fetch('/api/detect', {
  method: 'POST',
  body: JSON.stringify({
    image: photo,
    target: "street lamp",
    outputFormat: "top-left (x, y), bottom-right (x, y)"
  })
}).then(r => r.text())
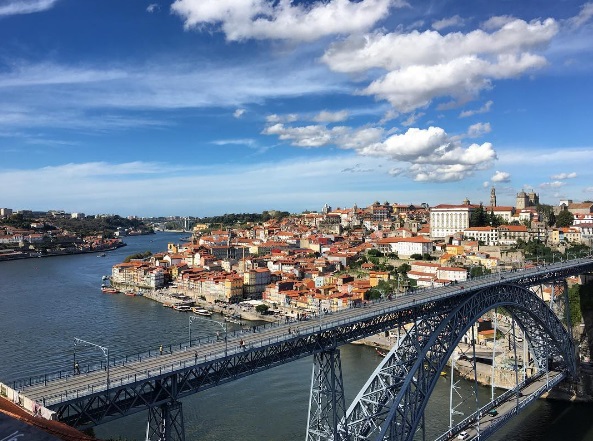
top-left (74, 338), bottom-right (109, 390)
top-left (189, 315), bottom-right (227, 357)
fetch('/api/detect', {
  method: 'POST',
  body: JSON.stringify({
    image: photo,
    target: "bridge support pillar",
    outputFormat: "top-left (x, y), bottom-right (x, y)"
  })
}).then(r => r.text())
top-left (306, 349), bottom-right (347, 441)
top-left (146, 400), bottom-right (185, 441)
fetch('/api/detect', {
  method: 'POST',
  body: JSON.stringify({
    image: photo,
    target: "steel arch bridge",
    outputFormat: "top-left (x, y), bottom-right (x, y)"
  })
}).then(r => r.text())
top-left (6, 259), bottom-right (592, 441)
top-left (333, 282), bottom-right (576, 441)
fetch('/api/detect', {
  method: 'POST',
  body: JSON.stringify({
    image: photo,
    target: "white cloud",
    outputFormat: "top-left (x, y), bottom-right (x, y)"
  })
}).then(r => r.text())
top-left (467, 122), bottom-right (491, 138)
top-left (211, 138), bottom-right (256, 147)
top-left (539, 180), bottom-right (565, 188)
top-left (550, 172), bottom-right (577, 179)
top-left (0, 156), bottom-right (398, 216)
top-left (565, 2), bottom-right (593, 29)
top-left (432, 15), bottom-right (465, 31)
top-left (146, 3), bottom-right (159, 13)
top-left (491, 170), bottom-right (511, 182)
top-left (264, 123), bottom-right (497, 183)
top-left (0, 0), bottom-right (58, 16)
top-left (481, 16), bottom-right (516, 32)
top-left (171, 0), bottom-right (396, 42)
top-left (322, 18), bottom-right (557, 112)
top-left (313, 110), bottom-right (349, 123)
top-left (459, 100), bottom-right (493, 118)
top-left (401, 112), bottom-right (424, 126)
top-left (233, 108), bottom-right (246, 118)
top-left (266, 113), bottom-right (299, 124)
top-left (483, 181), bottom-right (490, 188)
top-left (0, 57), bottom-right (348, 130)
top-left (262, 123), bottom-right (344, 147)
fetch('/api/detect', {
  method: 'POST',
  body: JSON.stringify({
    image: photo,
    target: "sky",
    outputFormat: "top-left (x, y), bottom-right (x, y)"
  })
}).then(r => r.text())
top-left (1, 0), bottom-right (593, 217)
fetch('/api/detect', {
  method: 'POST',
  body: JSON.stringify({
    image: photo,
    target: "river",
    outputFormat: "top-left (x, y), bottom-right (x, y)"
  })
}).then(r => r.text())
top-left (0, 232), bottom-right (591, 440)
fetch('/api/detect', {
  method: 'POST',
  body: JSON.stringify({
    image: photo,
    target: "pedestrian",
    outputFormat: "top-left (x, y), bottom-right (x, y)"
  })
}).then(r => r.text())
top-left (239, 339), bottom-right (244, 349)
top-left (288, 327), bottom-right (291, 334)
top-left (194, 351), bottom-right (198, 364)
top-left (74, 362), bottom-right (80, 375)
top-left (159, 344), bottom-right (163, 355)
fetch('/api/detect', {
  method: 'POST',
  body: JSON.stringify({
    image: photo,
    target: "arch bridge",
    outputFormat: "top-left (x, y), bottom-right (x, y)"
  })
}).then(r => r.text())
top-left (7, 258), bottom-right (593, 441)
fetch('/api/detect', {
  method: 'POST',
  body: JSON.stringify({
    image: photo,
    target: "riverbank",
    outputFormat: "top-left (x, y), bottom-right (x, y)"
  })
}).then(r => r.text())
top-left (0, 242), bottom-right (126, 262)
top-left (129, 287), bottom-right (279, 323)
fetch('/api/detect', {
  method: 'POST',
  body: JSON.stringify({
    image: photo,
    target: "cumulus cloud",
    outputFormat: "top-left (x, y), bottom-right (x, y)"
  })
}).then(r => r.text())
top-left (262, 123), bottom-right (344, 147)
top-left (483, 181), bottom-right (490, 188)
top-left (459, 100), bottom-right (493, 118)
top-left (491, 170), bottom-right (511, 182)
top-left (264, 122), bottom-right (497, 182)
top-left (322, 17), bottom-right (557, 112)
top-left (313, 110), bottom-right (349, 123)
top-left (432, 15), bottom-right (465, 31)
top-left (266, 113), bottom-right (299, 124)
top-left (0, 0), bottom-right (58, 16)
top-left (466, 122), bottom-right (491, 138)
top-left (550, 172), bottom-right (577, 179)
top-left (233, 108), bottom-right (246, 118)
top-left (171, 0), bottom-right (396, 42)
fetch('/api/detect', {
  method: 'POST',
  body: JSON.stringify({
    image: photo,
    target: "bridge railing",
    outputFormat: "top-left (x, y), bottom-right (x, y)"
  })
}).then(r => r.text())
top-left (17, 258), bottom-right (593, 405)
top-left (11, 317), bottom-right (291, 391)
top-left (434, 371), bottom-right (565, 441)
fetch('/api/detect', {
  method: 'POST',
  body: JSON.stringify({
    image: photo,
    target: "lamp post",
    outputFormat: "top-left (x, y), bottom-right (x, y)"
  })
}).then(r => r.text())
top-left (189, 315), bottom-right (227, 356)
top-left (74, 338), bottom-right (109, 389)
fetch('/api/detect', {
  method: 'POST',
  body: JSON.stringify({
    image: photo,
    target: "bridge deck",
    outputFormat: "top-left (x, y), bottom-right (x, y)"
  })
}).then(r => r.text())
top-left (15, 258), bottom-right (593, 410)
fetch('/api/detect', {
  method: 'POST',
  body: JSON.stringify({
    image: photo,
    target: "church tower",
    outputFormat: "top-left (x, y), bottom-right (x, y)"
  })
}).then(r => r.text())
top-left (490, 187), bottom-right (497, 207)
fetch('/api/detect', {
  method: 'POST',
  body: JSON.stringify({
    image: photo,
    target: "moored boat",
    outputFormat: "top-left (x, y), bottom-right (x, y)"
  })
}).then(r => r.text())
top-left (101, 287), bottom-right (119, 294)
top-left (173, 304), bottom-right (192, 312)
top-left (191, 307), bottom-right (212, 316)
top-left (375, 347), bottom-right (387, 357)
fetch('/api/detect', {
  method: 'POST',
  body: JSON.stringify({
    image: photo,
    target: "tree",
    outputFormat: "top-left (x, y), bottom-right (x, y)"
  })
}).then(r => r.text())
top-left (470, 204), bottom-right (487, 227)
top-left (397, 263), bottom-right (411, 275)
top-left (537, 204), bottom-right (556, 227)
top-left (556, 210), bottom-right (574, 228)
top-left (124, 251), bottom-right (152, 263)
top-left (255, 304), bottom-right (269, 315)
top-left (568, 284), bottom-right (582, 325)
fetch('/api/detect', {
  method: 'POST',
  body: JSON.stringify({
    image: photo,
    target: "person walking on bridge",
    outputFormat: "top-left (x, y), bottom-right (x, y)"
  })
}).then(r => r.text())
top-left (159, 344), bottom-right (163, 355)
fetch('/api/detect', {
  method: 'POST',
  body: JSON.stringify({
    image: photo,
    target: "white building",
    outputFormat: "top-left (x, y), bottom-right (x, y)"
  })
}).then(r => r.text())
top-left (463, 226), bottom-right (499, 246)
top-left (430, 204), bottom-right (475, 240)
top-left (376, 237), bottom-right (434, 258)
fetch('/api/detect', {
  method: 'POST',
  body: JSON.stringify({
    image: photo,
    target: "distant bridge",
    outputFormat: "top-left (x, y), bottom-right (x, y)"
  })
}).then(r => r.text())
top-left (5, 257), bottom-right (593, 441)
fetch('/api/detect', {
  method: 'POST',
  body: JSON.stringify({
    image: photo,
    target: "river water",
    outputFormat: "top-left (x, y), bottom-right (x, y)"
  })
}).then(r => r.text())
top-left (0, 232), bottom-right (592, 440)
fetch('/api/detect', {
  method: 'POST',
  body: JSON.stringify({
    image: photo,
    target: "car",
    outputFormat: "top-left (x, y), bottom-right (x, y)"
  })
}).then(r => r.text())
top-left (487, 409), bottom-right (498, 417)
top-left (458, 431), bottom-right (470, 440)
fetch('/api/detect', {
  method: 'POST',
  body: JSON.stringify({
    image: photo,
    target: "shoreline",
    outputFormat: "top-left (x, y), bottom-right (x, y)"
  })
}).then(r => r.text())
top-left (0, 243), bottom-right (127, 262)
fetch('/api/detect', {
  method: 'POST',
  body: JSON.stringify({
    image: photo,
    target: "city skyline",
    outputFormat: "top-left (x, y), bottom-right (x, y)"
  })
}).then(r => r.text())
top-left (1, 0), bottom-right (592, 216)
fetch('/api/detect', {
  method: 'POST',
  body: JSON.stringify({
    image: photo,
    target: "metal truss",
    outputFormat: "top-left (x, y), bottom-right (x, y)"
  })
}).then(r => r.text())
top-left (52, 308), bottom-right (422, 428)
top-left (342, 283), bottom-right (576, 441)
top-left (37, 260), bottom-right (591, 432)
top-left (307, 349), bottom-right (347, 441)
top-left (146, 400), bottom-right (185, 441)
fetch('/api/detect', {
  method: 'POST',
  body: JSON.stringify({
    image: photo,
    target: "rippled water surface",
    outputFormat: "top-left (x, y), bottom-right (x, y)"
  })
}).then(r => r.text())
top-left (1, 232), bottom-right (592, 440)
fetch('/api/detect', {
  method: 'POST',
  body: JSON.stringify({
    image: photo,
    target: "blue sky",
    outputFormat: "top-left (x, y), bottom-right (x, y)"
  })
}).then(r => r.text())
top-left (1, 0), bottom-right (592, 217)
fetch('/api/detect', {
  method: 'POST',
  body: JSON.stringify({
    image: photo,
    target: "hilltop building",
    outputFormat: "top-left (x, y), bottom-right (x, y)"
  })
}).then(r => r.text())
top-left (516, 190), bottom-right (539, 210)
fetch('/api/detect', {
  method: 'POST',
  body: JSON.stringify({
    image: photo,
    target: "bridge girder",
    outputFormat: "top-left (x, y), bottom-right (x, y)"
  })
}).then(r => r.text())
top-left (343, 283), bottom-right (576, 441)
